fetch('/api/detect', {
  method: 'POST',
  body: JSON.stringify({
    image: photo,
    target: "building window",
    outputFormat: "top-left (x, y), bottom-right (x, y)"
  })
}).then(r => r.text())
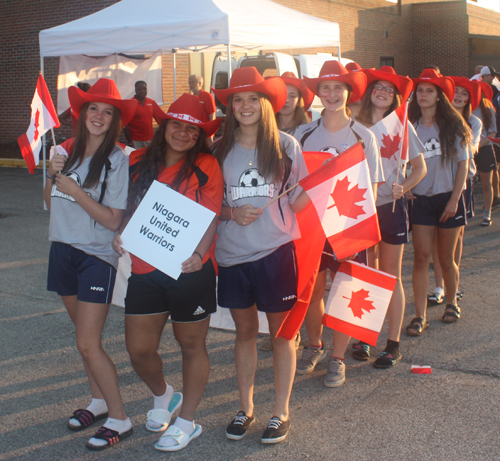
top-left (380, 57), bottom-right (394, 67)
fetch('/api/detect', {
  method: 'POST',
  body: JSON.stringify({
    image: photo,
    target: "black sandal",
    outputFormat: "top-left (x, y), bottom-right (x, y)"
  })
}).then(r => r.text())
top-left (441, 304), bottom-right (460, 323)
top-left (406, 317), bottom-right (429, 336)
top-left (352, 341), bottom-right (370, 361)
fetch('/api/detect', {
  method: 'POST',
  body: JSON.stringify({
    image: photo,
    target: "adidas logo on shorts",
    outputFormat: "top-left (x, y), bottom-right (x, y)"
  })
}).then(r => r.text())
top-left (397, 232), bottom-right (405, 236)
top-left (90, 286), bottom-right (105, 292)
top-left (193, 306), bottom-right (206, 316)
top-left (282, 295), bottom-right (297, 301)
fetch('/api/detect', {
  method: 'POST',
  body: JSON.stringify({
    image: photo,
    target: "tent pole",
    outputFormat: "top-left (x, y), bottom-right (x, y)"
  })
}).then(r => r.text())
top-left (227, 43), bottom-right (232, 81)
top-left (172, 50), bottom-right (177, 100)
top-left (337, 45), bottom-right (342, 61)
top-left (41, 56), bottom-right (47, 210)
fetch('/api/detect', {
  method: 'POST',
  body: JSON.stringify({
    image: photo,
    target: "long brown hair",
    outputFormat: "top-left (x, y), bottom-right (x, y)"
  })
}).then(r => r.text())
top-left (62, 102), bottom-right (121, 189)
top-left (276, 91), bottom-right (311, 132)
top-left (127, 119), bottom-right (208, 215)
top-left (409, 84), bottom-right (472, 161)
top-left (213, 93), bottom-right (291, 182)
top-left (479, 96), bottom-right (495, 132)
top-left (356, 81), bottom-right (402, 126)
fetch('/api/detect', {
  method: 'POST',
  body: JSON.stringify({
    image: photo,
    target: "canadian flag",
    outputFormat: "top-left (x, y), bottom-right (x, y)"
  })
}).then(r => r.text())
top-left (369, 101), bottom-right (409, 173)
top-left (299, 143), bottom-right (381, 260)
top-left (322, 261), bottom-right (397, 346)
top-left (18, 74), bottom-right (60, 174)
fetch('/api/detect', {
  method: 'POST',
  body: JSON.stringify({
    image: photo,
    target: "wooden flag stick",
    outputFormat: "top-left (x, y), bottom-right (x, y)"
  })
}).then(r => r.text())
top-left (261, 182), bottom-right (300, 210)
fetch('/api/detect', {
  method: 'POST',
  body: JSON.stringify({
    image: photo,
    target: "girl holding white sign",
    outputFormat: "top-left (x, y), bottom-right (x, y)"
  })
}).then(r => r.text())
top-left (43, 78), bottom-right (137, 450)
top-left (112, 93), bottom-right (223, 452)
top-left (212, 67), bottom-right (310, 444)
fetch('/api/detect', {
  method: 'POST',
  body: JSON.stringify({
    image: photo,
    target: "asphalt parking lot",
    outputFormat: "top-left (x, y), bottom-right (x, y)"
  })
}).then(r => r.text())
top-left (1, 167), bottom-right (500, 460)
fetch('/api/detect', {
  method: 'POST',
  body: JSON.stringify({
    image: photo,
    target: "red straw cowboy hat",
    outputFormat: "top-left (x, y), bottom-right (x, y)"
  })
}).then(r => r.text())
top-left (275, 72), bottom-right (315, 111)
top-left (449, 77), bottom-right (481, 111)
top-left (477, 80), bottom-right (494, 101)
top-left (345, 62), bottom-right (362, 72)
top-left (303, 60), bottom-right (367, 103)
top-left (157, 93), bottom-right (222, 138)
top-left (363, 66), bottom-right (413, 102)
top-left (212, 67), bottom-right (287, 113)
top-left (412, 69), bottom-right (455, 102)
top-left (68, 78), bottom-right (138, 126)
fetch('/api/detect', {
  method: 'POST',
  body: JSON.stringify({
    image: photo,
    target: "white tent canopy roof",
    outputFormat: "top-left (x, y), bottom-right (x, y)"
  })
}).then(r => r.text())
top-left (39, 0), bottom-right (340, 57)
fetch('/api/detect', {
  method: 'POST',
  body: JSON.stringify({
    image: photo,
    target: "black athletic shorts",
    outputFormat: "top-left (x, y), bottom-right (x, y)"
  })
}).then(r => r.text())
top-left (475, 145), bottom-right (497, 173)
top-left (410, 192), bottom-right (467, 228)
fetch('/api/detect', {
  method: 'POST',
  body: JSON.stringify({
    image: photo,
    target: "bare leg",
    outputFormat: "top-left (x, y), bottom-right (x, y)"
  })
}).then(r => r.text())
top-left (172, 318), bottom-right (210, 422)
top-left (480, 170), bottom-right (494, 216)
top-left (436, 226), bottom-right (462, 308)
top-left (378, 242), bottom-right (405, 342)
top-left (75, 301), bottom-right (126, 420)
top-left (267, 311), bottom-right (295, 421)
top-left (125, 313), bottom-right (169, 397)
top-left (411, 224), bottom-right (436, 321)
top-left (331, 330), bottom-right (351, 359)
top-left (230, 306), bottom-right (259, 417)
top-left (431, 231), bottom-right (444, 291)
top-left (303, 270), bottom-right (326, 346)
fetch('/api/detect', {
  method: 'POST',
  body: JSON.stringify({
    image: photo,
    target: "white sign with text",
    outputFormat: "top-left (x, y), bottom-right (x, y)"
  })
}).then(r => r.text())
top-left (121, 180), bottom-right (215, 280)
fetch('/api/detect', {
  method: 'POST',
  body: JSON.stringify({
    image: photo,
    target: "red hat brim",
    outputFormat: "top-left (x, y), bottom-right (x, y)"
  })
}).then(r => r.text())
top-left (477, 80), bottom-right (494, 101)
top-left (156, 111), bottom-right (221, 138)
top-left (211, 77), bottom-right (287, 114)
top-left (68, 86), bottom-right (138, 127)
top-left (363, 69), bottom-right (413, 102)
top-left (450, 77), bottom-right (481, 111)
top-left (303, 71), bottom-right (367, 104)
top-left (412, 76), bottom-right (455, 102)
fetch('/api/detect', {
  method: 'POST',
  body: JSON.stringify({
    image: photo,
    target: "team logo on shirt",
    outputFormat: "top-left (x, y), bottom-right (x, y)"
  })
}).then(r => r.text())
top-left (423, 137), bottom-right (442, 159)
top-left (319, 146), bottom-right (342, 157)
top-left (51, 171), bottom-right (81, 202)
top-left (230, 168), bottom-right (277, 201)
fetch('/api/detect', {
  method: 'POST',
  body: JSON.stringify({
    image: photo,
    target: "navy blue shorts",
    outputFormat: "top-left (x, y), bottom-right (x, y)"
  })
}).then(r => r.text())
top-left (319, 240), bottom-right (367, 273)
top-left (464, 178), bottom-right (474, 219)
top-left (125, 260), bottom-right (216, 322)
top-left (410, 192), bottom-right (467, 228)
top-left (47, 242), bottom-right (116, 304)
top-left (218, 242), bottom-right (298, 313)
top-left (377, 197), bottom-right (409, 245)
top-left (475, 145), bottom-right (497, 173)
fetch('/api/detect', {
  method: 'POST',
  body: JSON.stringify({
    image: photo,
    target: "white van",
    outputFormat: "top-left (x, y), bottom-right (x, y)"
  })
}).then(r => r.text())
top-left (211, 52), bottom-right (354, 120)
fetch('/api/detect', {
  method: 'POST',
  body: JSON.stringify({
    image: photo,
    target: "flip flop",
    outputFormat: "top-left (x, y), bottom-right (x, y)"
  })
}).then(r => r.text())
top-left (67, 409), bottom-right (108, 432)
top-left (145, 392), bottom-right (183, 432)
top-left (86, 426), bottom-right (133, 451)
top-left (154, 424), bottom-right (202, 452)
top-left (406, 317), bottom-right (429, 336)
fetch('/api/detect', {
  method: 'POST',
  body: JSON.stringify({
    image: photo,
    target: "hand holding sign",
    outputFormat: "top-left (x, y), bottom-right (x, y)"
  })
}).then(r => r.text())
top-left (120, 180), bottom-right (216, 280)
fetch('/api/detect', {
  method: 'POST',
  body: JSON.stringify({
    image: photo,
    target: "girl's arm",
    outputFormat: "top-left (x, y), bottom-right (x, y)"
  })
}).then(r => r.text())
top-left (53, 172), bottom-right (125, 231)
top-left (289, 190), bottom-right (311, 214)
top-left (478, 131), bottom-right (496, 149)
top-left (392, 154), bottom-right (427, 200)
top-left (43, 153), bottom-right (67, 210)
top-left (181, 216), bottom-right (219, 273)
top-left (220, 204), bottom-right (262, 225)
top-left (439, 159), bottom-right (468, 223)
top-left (111, 214), bottom-right (132, 255)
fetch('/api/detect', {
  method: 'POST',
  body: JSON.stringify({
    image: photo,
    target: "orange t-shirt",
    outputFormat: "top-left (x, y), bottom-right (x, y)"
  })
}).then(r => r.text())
top-left (128, 148), bottom-right (223, 274)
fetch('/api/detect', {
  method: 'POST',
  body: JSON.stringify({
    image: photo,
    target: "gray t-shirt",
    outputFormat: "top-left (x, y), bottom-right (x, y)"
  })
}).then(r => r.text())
top-left (293, 118), bottom-right (384, 184)
top-left (215, 131), bottom-right (307, 267)
top-left (368, 122), bottom-right (425, 206)
top-left (49, 145), bottom-right (129, 268)
top-left (468, 114), bottom-right (482, 179)
top-left (412, 122), bottom-right (469, 197)
top-left (472, 107), bottom-right (497, 143)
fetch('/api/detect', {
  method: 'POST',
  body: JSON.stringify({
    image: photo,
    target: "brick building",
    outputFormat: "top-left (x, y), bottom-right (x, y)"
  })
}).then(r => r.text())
top-left (2, 0), bottom-right (500, 152)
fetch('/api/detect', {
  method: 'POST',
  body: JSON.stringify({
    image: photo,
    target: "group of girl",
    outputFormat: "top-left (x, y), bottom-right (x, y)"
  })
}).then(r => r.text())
top-left (45, 58), bottom-right (482, 451)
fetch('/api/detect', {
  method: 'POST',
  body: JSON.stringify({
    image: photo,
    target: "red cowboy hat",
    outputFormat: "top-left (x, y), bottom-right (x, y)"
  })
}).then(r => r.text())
top-left (211, 67), bottom-right (287, 113)
top-left (303, 60), bottom-right (367, 103)
top-left (449, 77), bottom-right (481, 111)
top-left (477, 80), bottom-right (494, 101)
top-left (157, 93), bottom-right (222, 138)
top-left (412, 69), bottom-right (455, 102)
top-left (68, 78), bottom-right (138, 126)
top-left (345, 62), bottom-right (362, 72)
top-left (363, 66), bottom-right (413, 102)
top-left (275, 72), bottom-right (315, 111)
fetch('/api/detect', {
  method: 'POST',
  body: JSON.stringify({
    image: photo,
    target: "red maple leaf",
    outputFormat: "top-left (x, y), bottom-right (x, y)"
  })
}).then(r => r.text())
top-left (380, 132), bottom-right (401, 161)
top-left (327, 176), bottom-right (367, 219)
top-left (33, 109), bottom-right (40, 142)
top-left (343, 289), bottom-right (376, 319)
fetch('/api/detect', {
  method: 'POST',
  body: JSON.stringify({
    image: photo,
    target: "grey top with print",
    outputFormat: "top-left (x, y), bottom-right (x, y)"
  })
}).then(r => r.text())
top-left (49, 145), bottom-right (129, 269)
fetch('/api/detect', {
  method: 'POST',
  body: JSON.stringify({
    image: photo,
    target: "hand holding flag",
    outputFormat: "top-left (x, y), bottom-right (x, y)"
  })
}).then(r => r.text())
top-left (18, 74), bottom-right (60, 174)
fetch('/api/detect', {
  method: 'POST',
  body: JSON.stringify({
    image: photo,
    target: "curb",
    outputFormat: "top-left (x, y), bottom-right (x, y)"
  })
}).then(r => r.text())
top-left (0, 159), bottom-right (49, 169)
